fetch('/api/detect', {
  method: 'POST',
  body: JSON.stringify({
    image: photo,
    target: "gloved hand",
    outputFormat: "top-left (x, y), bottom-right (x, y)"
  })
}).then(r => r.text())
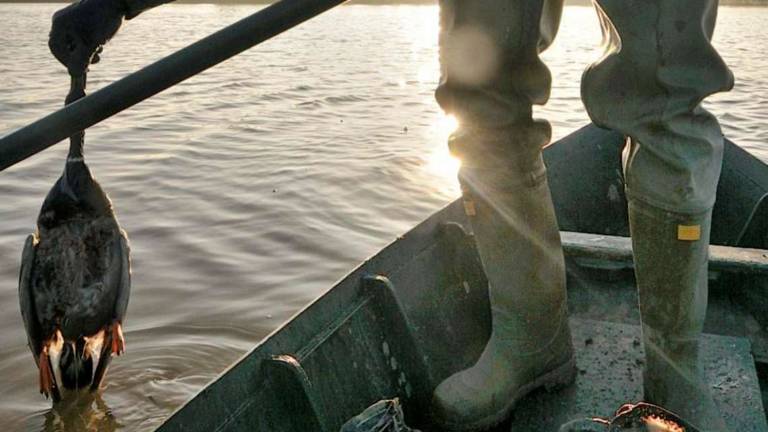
top-left (48, 0), bottom-right (127, 77)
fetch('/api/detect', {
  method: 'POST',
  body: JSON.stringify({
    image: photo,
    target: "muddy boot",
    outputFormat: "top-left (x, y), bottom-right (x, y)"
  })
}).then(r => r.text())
top-left (431, 0), bottom-right (573, 427)
top-left (431, 143), bottom-right (576, 431)
top-left (630, 199), bottom-right (728, 431)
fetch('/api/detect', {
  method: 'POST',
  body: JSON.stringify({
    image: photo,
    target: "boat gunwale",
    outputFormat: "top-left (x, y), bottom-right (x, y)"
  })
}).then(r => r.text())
top-left (156, 198), bottom-right (467, 430)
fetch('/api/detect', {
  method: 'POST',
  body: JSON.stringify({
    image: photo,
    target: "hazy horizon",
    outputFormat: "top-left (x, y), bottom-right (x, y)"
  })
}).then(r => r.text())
top-left (1, 0), bottom-right (767, 4)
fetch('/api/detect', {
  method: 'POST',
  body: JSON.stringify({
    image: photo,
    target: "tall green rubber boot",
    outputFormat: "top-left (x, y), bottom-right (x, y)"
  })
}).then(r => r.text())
top-left (630, 200), bottom-right (729, 431)
top-left (431, 151), bottom-right (576, 432)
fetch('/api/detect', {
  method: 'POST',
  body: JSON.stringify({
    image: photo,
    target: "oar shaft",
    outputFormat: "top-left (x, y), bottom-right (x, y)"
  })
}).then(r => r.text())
top-left (0, 0), bottom-right (347, 172)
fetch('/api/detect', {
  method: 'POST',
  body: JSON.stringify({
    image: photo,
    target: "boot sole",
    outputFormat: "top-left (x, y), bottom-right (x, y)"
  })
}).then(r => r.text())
top-left (439, 355), bottom-right (577, 432)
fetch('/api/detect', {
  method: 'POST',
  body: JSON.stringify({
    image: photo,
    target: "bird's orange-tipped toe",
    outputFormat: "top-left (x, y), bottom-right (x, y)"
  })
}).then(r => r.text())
top-left (110, 321), bottom-right (125, 356)
top-left (38, 351), bottom-right (53, 398)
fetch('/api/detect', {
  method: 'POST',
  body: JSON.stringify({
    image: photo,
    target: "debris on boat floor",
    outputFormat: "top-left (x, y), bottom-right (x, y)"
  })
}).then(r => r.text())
top-left (339, 398), bottom-right (419, 432)
top-left (507, 319), bottom-right (767, 431)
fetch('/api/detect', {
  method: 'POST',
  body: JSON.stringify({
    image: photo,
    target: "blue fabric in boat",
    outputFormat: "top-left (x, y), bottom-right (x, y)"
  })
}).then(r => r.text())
top-left (339, 399), bottom-right (419, 432)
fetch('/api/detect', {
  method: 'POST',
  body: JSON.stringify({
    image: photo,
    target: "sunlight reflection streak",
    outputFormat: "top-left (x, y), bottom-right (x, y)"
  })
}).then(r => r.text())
top-left (424, 114), bottom-right (461, 197)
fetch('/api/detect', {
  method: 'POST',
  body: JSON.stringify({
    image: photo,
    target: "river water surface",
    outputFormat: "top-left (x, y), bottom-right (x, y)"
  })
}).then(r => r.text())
top-left (0, 4), bottom-right (766, 431)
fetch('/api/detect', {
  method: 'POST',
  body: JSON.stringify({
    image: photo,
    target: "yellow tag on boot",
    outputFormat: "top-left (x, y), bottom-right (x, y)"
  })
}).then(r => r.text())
top-left (677, 224), bottom-right (701, 241)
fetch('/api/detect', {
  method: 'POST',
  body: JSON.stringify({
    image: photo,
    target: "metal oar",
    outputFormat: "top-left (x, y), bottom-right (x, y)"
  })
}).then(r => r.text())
top-left (0, 0), bottom-right (347, 172)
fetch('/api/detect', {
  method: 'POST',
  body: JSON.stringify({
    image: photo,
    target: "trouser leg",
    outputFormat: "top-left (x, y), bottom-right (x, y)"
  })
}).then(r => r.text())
top-left (582, 0), bottom-right (733, 214)
top-left (437, 0), bottom-right (563, 175)
top-left (431, 2), bottom-right (575, 431)
top-left (436, 0), bottom-right (562, 130)
top-left (582, 1), bottom-right (733, 429)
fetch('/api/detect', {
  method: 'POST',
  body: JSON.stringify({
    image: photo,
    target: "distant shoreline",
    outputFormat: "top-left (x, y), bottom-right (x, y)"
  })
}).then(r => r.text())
top-left (1, 0), bottom-right (767, 4)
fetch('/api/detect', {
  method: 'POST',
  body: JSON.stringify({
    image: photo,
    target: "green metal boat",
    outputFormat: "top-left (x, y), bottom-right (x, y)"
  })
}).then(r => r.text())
top-left (154, 125), bottom-right (768, 431)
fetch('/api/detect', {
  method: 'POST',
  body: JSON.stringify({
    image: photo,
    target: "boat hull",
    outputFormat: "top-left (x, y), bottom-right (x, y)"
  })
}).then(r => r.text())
top-left (157, 125), bottom-right (768, 431)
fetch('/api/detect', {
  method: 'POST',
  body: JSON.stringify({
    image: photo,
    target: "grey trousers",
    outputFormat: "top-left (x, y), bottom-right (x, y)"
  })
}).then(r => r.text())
top-left (437, 0), bottom-right (734, 214)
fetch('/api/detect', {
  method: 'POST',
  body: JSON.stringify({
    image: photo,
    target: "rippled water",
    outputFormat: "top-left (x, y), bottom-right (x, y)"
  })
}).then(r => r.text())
top-left (0, 4), bottom-right (765, 431)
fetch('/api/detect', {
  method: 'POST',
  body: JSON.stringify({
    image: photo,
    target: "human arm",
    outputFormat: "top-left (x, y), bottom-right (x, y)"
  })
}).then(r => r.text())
top-left (48, 0), bottom-right (176, 78)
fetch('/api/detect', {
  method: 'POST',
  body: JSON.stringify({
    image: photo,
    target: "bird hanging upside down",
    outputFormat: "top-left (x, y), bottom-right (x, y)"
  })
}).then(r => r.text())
top-left (19, 74), bottom-right (130, 401)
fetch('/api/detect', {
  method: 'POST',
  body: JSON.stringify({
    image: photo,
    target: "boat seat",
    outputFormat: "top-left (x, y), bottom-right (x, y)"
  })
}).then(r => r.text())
top-left (561, 231), bottom-right (768, 275)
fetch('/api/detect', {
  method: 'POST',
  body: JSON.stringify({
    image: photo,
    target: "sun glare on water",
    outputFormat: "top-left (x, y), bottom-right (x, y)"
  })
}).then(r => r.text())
top-left (425, 114), bottom-right (461, 195)
top-left (439, 114), bottom-right (459, 136)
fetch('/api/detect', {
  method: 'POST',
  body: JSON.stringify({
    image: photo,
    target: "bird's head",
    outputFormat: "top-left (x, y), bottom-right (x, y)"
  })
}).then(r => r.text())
top-left (47, 329), bottom-right (107, 395)
top-left (59, 339), bottom-right (95, 390)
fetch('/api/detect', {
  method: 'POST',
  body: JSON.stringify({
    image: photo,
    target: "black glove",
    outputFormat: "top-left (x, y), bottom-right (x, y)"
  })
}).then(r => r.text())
top-left (48, 0), bottom-right (127, 77)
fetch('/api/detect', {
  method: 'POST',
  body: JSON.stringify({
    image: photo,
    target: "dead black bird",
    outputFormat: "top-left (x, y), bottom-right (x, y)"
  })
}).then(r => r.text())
top-left (19, 75), bottom-right (130, 401)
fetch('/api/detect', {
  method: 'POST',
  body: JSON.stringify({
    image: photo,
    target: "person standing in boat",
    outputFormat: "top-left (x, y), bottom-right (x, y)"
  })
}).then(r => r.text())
top-left (48, 0), bottom-right (734, 430)
top-left (431, 1), bottom-right (733, 431)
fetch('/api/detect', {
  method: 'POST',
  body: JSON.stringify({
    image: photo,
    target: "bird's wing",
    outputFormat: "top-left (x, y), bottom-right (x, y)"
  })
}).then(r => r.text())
top-left (91, 231), bottom-right (129, 390)
top-left (112, 231), bottom-right (131, 322)
top-left (18, 234), bottom-right (42, 362)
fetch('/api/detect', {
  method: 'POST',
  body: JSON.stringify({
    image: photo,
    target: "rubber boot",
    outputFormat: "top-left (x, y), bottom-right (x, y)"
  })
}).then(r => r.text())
top-left (630, 199), bottom-right (729, 431)
top-left (431, 148), bottom-right (576, 432)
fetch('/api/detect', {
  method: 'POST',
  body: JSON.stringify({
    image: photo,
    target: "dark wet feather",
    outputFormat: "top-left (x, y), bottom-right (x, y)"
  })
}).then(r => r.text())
top-left (19, 234), bottom-right (41, 362)
top-left (31, 214), bottom-right (127, 341)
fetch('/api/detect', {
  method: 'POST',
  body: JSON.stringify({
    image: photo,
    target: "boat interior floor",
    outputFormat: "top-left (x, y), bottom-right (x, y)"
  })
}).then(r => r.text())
top-left (449, 253), bottom-right (768, 431)
top-left (508, 317), bottom-right (765, 430)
